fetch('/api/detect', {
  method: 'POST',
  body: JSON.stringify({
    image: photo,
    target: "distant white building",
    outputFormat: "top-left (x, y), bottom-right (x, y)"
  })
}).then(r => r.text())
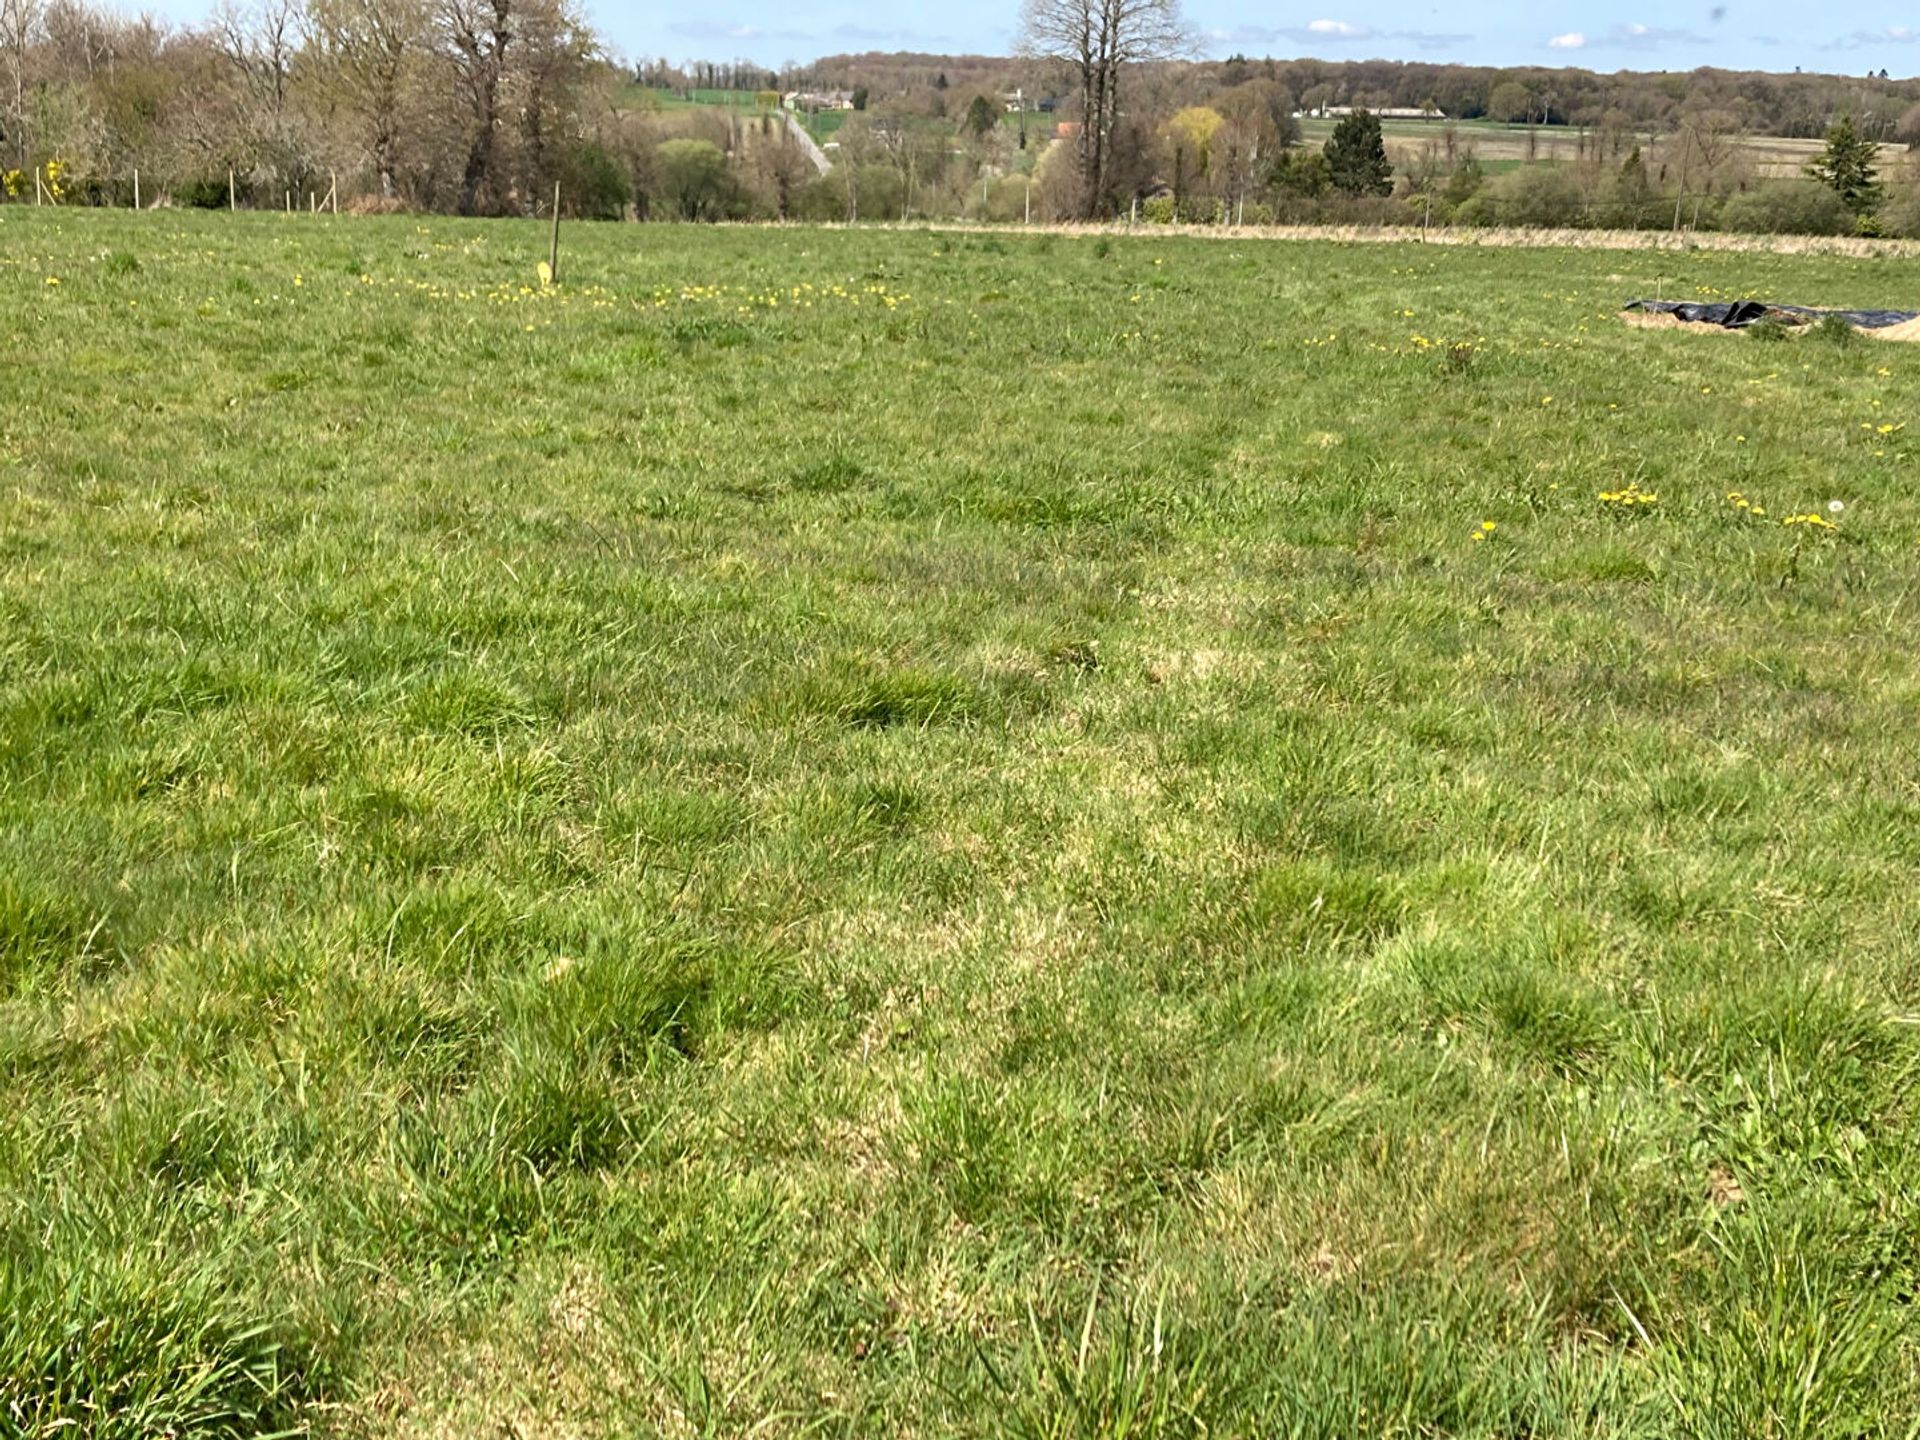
top-left (783, 89), bottom-right (856, 112)
top-left (1300, 105), bottom-right (1446, 120)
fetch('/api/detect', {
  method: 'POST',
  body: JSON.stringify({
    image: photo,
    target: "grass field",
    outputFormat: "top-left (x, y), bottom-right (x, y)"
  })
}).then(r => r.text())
top-left (618, 85), bottom-right (853, 143)
top-left (1296, 115), bottom-right (1909, 180)
top-left (4, 208), bottom-right (1920, 1437)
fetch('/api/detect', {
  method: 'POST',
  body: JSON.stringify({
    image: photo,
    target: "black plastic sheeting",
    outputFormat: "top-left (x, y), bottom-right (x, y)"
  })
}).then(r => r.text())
top-left (1626, 298), bottom-right (1920, 329)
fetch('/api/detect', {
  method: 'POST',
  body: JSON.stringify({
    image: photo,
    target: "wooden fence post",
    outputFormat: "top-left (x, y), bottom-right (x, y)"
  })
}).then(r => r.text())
top-left (549, 182), bottom-right (562, 283)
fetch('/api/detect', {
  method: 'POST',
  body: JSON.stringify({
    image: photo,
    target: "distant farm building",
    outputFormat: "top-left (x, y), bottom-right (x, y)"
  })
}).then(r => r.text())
top-left (1301, 104), bottom-right (1447, 120)
top-left (784, 90), bottom-right (855, 111)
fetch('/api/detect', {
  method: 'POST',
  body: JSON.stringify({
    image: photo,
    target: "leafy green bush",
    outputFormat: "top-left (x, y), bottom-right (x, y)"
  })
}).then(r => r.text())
top-left (173, 176), bottom-right (238, 210)
top-left (1268, 149), bottom-right (1331, 198)
top-left (981, 173), bottom-right (1030, 222)
top-left (856, 164), bottom-right (906, 221)
top-left (1440, 157), bottom-right (1485, 212)
top-left (1141, 195), bottom-right (1176, 224)
top-left (559, 140), bottom-right (631, 220)
top-left (791, 175), bottom-right (848, 222)
top-left (653, 138), bottom-right (735, 221)
top-left (1718, 181), bottom-right (1854, 237)
top-left (1463, 164), bottom-right (1586, 227)
top-left (1879, 187), bottom-right (1920, 238)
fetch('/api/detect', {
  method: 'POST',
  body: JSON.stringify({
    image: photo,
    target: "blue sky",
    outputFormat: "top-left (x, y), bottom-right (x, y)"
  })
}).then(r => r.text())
top-left (143, 0), bottom-right (1920, 76)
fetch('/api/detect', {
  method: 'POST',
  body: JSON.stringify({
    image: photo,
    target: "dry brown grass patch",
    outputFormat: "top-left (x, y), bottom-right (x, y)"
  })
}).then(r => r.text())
top-left (1619, 309), bottom-right (1920, 342)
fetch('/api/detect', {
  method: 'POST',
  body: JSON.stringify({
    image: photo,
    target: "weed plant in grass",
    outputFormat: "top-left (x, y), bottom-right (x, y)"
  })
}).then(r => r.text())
top-left (2, 209), bottom-right (1919, 1437)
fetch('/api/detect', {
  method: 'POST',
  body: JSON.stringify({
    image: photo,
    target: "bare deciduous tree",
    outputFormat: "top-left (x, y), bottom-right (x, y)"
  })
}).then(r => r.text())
top-left (509, 0), bottom-right (592, 200)
top-left (1017, 0), bottom-right (1187, 217)
top-left (212, 0), bottom-right (317, 193)
top-left (308, 0), bottom-right (427, 197)
top-left (0, 0), bottom-right (41, 166)
top-left (1664, 103), bottom-right (1747, 227)
top-left (438, 0), bottom-right (510, 213)
top-left (212, 0), bottom-right (298, 112)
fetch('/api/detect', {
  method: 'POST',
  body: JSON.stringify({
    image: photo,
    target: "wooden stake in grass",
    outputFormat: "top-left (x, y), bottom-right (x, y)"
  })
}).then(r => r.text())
top-left (330, 171), bottom-right (339, 215)
top-left (549, 182), bottom-right (562, 285)
top-left (230, 169), bottom-right (236, 211)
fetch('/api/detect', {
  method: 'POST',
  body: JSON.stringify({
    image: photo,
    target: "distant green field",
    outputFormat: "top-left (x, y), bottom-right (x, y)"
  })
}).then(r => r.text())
top-left (5, 209), bottom-right (1920, 1437)
top-left (807, 108), bottom-right (850, 139)
top-left (617, 85), bottom-right (850, 143)
top-left (1295, 115), bottom-right (1892, 180)
top-left (616, 85), bottom-right (1046, 147)
top-left (686, 86), bottom-right (769, 105)
top-left (620, 84), bottom-right (778, 113)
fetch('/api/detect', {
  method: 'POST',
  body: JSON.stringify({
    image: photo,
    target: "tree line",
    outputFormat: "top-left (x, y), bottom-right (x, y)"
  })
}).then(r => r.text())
top-left (0, 0), bottom-right (631, 214)
top-left (5, 0), bottom-right (1920, 231)
top-left (982, 0), bottom-right (1920, 233)
top-left (807, 48), bottom-right (1920, 145)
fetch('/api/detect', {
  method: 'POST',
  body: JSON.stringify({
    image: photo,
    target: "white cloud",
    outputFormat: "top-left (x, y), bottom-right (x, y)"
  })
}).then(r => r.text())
top-left (1307, 19), bottom-right (1372, 37)
top-left (1825, 24), bottom-right (1920, 47)
top-left (1553, 22), bottom-right (1705, 49)
top-left (1209, 21), bottom-right (1466, 48)
top-left (668, 20), bottom-right (764, 40)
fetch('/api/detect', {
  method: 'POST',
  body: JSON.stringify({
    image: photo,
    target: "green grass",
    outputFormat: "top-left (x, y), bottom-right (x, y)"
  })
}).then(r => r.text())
top-left (808, 108), bottom-right (851, 139)
top-left (623, 84), bottom-right (777, 108)
top-left (4, 208), bottom-right (1920, 1437)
